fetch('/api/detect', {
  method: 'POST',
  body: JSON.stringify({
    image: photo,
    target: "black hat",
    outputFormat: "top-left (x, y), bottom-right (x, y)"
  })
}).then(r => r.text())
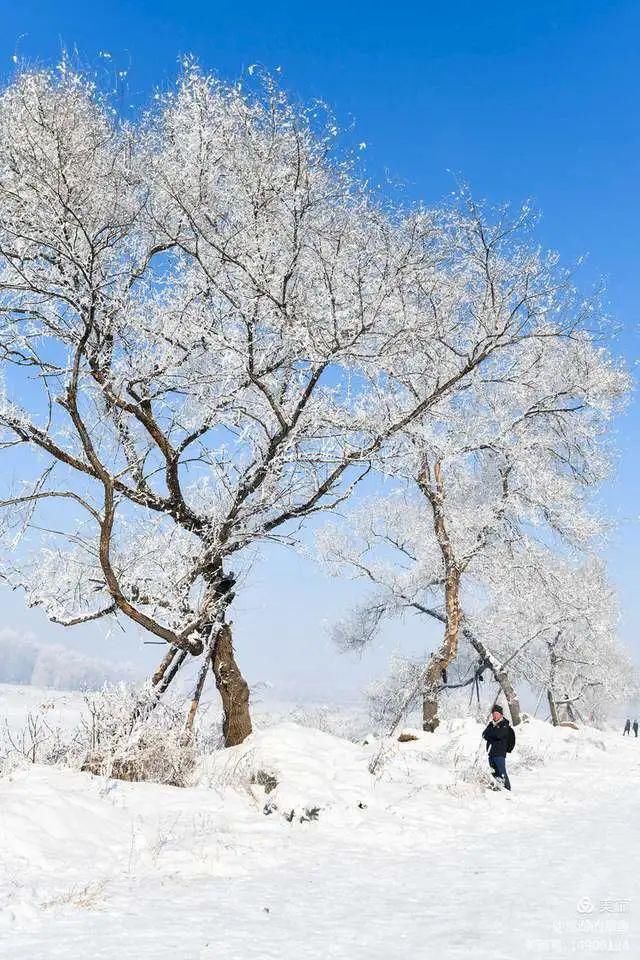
top-left (491, 704), bottom-right (504, 715)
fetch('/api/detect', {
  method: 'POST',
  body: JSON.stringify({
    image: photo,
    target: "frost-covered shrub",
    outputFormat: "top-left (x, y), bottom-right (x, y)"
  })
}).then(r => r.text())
top-left (0, 709), bottom-right (73, 774)
top-left (1, 682), bottom-right (223, 786)
top-left (77, 684), bottom-right (197, 786)
top-left (512, 739), bottom-right (547, 770)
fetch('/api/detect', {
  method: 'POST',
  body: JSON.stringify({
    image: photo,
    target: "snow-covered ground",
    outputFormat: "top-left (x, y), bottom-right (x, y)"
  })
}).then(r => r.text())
top-left (0, 683), bottom-right (638, 959)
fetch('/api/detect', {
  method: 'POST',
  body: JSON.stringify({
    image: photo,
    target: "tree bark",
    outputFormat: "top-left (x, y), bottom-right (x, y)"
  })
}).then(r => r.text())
top-left (496, 669), bottom-right (521, 727)
top-left (412, 601), bottom-right (523, 728)
top-left (132, 645), bottom-right (186, 725)
top-left (547, 689), bottom-right (560, 726)
top-left (419, 461), bottom-right (462, 733)
top-left (547, 638), bottom-right (560, 726)
top-left (185, 654), bottom-right (210, 734)
top-left (157, 648), bottom-right (188, 697)
top-left (422, 694), bottom-right (439, 732)
top-left (152, 646), bottom-right (177, 686)
top-left (422, 566), bottom-right (461, 732)
top-left (211, 623), bottom-right (252, 747)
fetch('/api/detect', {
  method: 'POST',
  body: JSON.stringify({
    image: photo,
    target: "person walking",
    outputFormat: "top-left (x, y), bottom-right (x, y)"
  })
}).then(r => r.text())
top-left (482, 704), bottom-right (513, 791)
top-left (633, 720), bottom-right (638, 738)
top-left (623, 719), bottom-right (631, 736)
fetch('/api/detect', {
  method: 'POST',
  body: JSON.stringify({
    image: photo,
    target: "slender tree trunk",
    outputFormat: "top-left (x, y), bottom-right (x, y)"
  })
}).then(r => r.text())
top-left (547, 689), bottom-right (560, 726)
top-left (152, 646), bottom-right (177, 686)
top-left (157, 649), bottom-right (188, 697)
top-left (547, 638), bottom-right (560, 726)
top-left (133, 645), bottom-right (186, 725)
top-left (211, 623), bottom-right (252, 746)
top-left (497, 670), bottom-right (521, 727)
top-left (564, 698), bottom-right (577, 723)
top-left (185, 655), bottom-right (210, 734)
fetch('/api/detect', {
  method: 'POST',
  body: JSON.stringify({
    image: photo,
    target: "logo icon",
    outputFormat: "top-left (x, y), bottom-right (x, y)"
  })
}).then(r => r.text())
top-left (576, 896), bottom-right (595, 914)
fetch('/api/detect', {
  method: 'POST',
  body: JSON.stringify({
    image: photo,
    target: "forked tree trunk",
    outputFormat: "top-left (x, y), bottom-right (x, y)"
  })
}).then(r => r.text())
top-left (211, 623), bottom-right (252, 747)
top-left (415, 604), bottom-right (523, 727)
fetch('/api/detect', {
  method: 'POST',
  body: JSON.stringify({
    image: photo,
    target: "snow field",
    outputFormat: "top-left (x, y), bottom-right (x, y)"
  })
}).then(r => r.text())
top-left (1, 686), bottom-right (638, 959)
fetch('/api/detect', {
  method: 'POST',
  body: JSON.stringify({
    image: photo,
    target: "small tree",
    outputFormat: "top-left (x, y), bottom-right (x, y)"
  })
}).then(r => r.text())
top-left (484, 552), bottom-right (635, 725)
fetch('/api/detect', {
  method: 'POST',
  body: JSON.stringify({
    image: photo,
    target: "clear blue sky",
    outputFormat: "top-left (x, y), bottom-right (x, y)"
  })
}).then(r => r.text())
top-left (0, 1), bottom-right (638, 696)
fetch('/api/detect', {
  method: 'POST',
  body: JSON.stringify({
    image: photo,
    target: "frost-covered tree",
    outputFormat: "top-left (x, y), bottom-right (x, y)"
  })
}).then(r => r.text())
top-left (321, 207), bottom-right (628, 731)
top-left (0, 67), bottom-right (564, 744)
top-left (478, 549), bottom-right (636, 725)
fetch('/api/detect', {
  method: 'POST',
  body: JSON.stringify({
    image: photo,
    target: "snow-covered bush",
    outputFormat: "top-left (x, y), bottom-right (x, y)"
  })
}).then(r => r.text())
top-left (76, 684), bottom-right (198, 786)
top-left (0, 709), bottom-right (71, 773)
top-left (0, 682), bottom-right (222, 786)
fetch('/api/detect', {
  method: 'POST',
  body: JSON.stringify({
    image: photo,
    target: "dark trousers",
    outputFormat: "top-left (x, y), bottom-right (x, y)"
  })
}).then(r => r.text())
top-left (489, 754), bottom-right (511, 791)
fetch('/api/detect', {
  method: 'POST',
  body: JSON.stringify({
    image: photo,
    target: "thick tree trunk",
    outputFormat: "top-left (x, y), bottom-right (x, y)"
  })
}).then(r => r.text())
top-left (211, 623), bottom-right (252, 747)
top-left (198, 562), bottom-right (253, 746)
top-left (420, 461), bottom-right (462, 733)
top-left (422, 695), bottom-right (439, 732)
top-left (422, 566), bottom-right (461, 732)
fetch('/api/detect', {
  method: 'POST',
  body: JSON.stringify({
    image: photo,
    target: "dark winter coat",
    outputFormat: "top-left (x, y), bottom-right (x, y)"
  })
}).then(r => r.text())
top-left (482, 718), bottom-right (511, 758)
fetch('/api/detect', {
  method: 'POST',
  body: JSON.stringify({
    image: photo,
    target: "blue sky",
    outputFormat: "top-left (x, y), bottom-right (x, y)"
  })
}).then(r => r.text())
top-left (0, 1), bottom-right (638, 697)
